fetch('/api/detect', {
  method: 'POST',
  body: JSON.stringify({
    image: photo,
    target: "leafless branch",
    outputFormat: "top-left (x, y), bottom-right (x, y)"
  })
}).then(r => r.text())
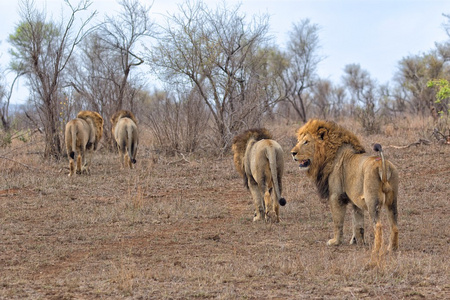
top-left (386, 139), bottom-right (431, 149)
top-left (0, 155), bottom-right (41, 171)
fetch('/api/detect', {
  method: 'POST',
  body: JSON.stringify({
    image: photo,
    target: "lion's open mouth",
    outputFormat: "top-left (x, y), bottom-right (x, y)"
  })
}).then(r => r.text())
top-left (299, 159), bottom-right (311, 169)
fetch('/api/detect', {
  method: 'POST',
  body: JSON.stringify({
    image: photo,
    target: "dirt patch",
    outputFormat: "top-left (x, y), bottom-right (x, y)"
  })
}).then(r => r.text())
top-left (0, 128), bottom-right (449, 299)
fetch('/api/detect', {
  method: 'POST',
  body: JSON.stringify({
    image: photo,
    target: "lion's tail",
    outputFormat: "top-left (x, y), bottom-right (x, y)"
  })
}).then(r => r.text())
top-left (70, 123), bottom-right (77, 160)
top-left (373, 143), bottom-right (392, 194)
top-left (267, 145), bottom-right (286, 206)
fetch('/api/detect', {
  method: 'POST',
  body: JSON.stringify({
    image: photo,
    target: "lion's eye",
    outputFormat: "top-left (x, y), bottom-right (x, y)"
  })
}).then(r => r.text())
top-left (303, 140), bottom-right (309, 145)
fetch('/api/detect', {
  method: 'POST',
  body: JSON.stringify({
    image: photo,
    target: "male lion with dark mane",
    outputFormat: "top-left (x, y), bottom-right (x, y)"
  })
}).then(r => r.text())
top-left (111, 110), bottom-right (139, 169)
top-left (232, 128), bottom-right (286, 222)
top-left (65, 111), bottom-right (104, 176)
top-left (291, 119), bottom-right (399, 254)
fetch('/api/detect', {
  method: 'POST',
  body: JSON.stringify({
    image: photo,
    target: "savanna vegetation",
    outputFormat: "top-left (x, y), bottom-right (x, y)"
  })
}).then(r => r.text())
top-left (0, 0), bottom-right (449, 299)
top-left (0, 0), bottom-right (449, 154)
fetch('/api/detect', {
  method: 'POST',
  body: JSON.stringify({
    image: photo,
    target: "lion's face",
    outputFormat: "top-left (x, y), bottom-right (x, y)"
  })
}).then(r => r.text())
top-left (290, 132), bottom-right (315, 171)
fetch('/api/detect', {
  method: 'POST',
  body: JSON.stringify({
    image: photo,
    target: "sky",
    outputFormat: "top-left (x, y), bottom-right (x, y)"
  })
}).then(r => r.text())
top-left (0, 0), bottom-right (449, 104)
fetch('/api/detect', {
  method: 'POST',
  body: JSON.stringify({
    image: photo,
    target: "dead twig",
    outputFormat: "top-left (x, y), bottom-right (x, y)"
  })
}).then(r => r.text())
top-left (386, 139), bottom-right (431, 149)
top-left (25, 112), bottom-right (43, 133)
top-left (0, 155), bottom-right (41, 171)
top-left (162, 152), bottom-right (192, 165)
top-left (166, 157), bottom-right (190, 165)
top-left (432, 128), bottom-right (450, 145)
top-left (10, 128), bottom-right (41, 141)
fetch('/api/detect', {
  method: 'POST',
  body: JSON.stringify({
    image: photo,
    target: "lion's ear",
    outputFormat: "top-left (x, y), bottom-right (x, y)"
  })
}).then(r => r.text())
top-left (317, 126), bottom-right (327, 140)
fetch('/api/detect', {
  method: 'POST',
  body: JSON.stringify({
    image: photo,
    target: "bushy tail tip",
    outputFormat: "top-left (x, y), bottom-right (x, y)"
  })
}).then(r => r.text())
top-left (373, 143), bottom-right (382, 152)
top-left (279, 198), bottom-right (286, 206)
top-left (132, 159), bottom-right (137, 164)
top-left (69, 151), bottom-right (75, 159)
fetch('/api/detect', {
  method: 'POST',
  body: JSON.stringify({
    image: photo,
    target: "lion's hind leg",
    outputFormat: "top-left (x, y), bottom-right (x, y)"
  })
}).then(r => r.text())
top-left (77, 144), bottom-right (87, 175)
top-left (69, 158), bottom-right (75, 177)
top-left (67, 151), bottom-right (75, 177)
top-left (264, 188), bottom-right (280, 223)
top-left (273, 190), bottom-right (280, 223)
top-left (350, 204), bottom-right (365, 246)
top-left (81, 147), bottom-right (92, 175)
top-left (385, 190), bottom-right (399, 251)
top-left (248, 179), bottom-right (265, 222)
top-left (118, 141), bottom-right (126, 169)
top-left (263, 188), bottom-right (279, 223)
top-left (116, 146), bottom-right (124, 169)
top-left (76, 153), bottom-right (82, 175)
top-left (264, 190), bottom-right (270, 217)
top-left (124, 152), bottom-right (132, 169)
top-left (366, 194), bottom-right (383, 256)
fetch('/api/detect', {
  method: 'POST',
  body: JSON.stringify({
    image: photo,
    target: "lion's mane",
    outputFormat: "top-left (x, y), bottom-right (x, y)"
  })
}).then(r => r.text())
top-left (110, 110), bottom-right (138, 130)
top-left (77, 110), bottom-right (104, 149)
top-left (297, 119), bottom-right (366, 199)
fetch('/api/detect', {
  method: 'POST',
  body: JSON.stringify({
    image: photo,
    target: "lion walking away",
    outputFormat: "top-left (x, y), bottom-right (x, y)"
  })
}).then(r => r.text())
top-left (232, 128), bottom-right (286, 223)
top-left (65, 111), bottom-right (104, 176)
top-left (111, 110), bottom-right (139, 169)
top-left (290, 119), bottom-right (399, 255)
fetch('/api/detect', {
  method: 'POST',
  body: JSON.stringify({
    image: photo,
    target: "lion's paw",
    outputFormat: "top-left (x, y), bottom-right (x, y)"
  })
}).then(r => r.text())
top-left (387, 244), bottom-right (399, 252)
top-left (265, 211), bottom-right (280, 223)
top-left (327, 238), bottom-right (341, 246)
top-left (253, 215), bottom-right (263, 222)
top-left (350, 236), bottom-right (365, 246)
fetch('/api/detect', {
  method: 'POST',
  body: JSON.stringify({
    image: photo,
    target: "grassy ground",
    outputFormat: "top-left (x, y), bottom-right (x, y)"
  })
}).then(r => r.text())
top-left (0, 119), bottom-right (449, 299)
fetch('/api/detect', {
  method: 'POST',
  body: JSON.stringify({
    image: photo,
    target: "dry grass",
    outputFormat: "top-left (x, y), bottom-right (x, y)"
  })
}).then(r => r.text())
top-left (0, 118), bottom-right (449, 299)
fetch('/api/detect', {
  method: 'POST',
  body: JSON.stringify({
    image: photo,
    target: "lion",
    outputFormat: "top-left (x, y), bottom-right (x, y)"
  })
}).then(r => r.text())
top-left (65, 110), bottom-right (104, 176)
top-left (290, 119), bottom-right (399, 254)
top-left (232, 128), bottom-right (286, 222)
top-left (110, 110), bottom-right (139, 169)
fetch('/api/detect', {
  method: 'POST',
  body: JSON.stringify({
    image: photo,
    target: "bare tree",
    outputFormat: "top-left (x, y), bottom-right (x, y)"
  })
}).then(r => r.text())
top-left (150, 0), bottom-right (270, 150)
top-left (309, 79), bottom-right (347, 119)
top-left (281, 19), bottom-right (323, 122)
top-left (311, 79), bottom-right (332, 119)
top-left (98, 0), bottom-right (153, 111)
top-left (8, 0), bottom-right (96, 158)
top-left (69, 32), bottom-right (113, 114)
top-left (0, 81), bottom-right (6, 129)
top-left (145, 89), bottom-right (209, 155)
top-left (246, 46), bottom-right (292, 120)
top-left (331, 85), bottom-right (346, 118)
top-left (343, 64), bottom-right (380, 133)
top-left (69, 0), bottom-right (153, 146)
top-left (0, 69), bottom-right (24, 131)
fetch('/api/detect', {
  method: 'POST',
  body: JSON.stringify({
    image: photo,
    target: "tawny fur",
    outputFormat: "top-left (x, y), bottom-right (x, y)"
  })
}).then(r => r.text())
top-left (232, 128), bottom-right (286, 223)
top-left (65, 111), bottom-right (104, 176)
top-left (291, 119), bottom-right (399, 254)
top-left (111, 110), bottom-right (139, 169)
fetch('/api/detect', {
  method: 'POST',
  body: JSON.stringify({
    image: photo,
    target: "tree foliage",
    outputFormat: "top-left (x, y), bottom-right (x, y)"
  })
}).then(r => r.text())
top-left (427, 78), bottom-right (450, 116)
